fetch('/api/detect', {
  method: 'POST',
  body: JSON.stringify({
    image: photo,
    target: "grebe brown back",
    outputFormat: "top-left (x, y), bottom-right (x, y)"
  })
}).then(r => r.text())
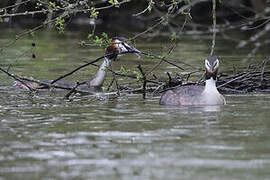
top-left (160, 56), bottom-right (226, 106)
top-left (11, 37), bottom-right (140, 92)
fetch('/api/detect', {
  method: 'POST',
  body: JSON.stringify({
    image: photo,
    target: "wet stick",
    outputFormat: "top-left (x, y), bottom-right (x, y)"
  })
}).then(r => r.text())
top-left (137, 65), bottom-right (147, 99)
top-left (0, 67), bottom-right (34, 92)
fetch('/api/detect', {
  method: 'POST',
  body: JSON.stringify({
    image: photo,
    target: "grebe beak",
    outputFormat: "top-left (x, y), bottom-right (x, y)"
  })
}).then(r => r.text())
top-left (120, 42), bottom-right (141, 58)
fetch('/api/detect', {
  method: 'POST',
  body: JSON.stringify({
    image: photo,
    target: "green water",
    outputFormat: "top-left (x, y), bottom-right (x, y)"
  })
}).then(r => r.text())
top-left (0, 29), bottom-right (270, 180)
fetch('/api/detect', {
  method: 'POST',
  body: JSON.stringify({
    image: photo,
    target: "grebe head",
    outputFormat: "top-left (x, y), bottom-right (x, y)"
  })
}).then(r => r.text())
top-left (106, 37), bottom-right (140, 60)
top-left (205, 56), bottom-right (219, 80)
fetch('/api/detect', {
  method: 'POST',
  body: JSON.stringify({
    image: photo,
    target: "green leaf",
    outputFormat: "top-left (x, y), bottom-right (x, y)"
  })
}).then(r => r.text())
top-left (170, 33), bottom-right (179, 41)
top-left (55, 17), bottom-right (65, 34)
top-left (158, 55), bottom-right (166, 59)
top-left (29, 29), bottom-right (35, 37)
top-left (148, 1), bottom-right (155, 13)
top-left (87, 33), bottom-right (92, 39)
top-left (109, 0), bottom-right (120, 7)
top-left (120, 66), bottom-right (129, 75)
top-left (145, 54), bottom-right (154, 59)
top-left (90, 7), bottom-right (99, 19)
top-left (49, 2), bottom-right (56, 9)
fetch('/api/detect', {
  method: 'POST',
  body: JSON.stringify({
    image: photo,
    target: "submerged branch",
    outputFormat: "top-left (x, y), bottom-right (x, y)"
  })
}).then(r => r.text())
top-left (137, 65), bottom-right (147, 99)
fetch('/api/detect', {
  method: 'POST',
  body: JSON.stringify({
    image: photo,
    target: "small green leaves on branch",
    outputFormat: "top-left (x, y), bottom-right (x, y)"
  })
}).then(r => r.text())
top-left (29, 29), bottom-right (35, 37)
top-left (109, 0), bottom-right (120, 7)
top-left (133, 0), bottom-right (155, 16)
top-left (120, 66), bottom-right (129, 75)
top-left (0, 9), bottom-right (5, 22)
top-left (87, 34), bottom-right (92, 39)
top-left (145, 54), bottom-right (155, 60)
top-left (134, 71), bottom-right (143, 80)
top-left (171, 0), bottom-right (177, 4)
top-left (55, 17), bottom-right (65, 33)
top-left (49, 2), bottom-right (57, 10)
top-left (147, 0), bottom-right (155, 13)
top-left (92, 33), bottom-right (112, 48)
top-left (81, 33), bottom-right (112, 48)
top-left (35, 2), bottom-right (42, 9)
top-left (170, 33), bottom-right (179, 41)
top-left (90, 7), bottom-right (99, 19)
top-left (120, 66), bottom-right (142, 80)
top-left (158, 54), bottom-right (166, 59)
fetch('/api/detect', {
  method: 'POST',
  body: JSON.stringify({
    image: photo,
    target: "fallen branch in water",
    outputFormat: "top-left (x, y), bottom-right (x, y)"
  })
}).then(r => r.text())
top-left (0, 70), bottom-right (92, 94)
top-left (0, 67), bottom-right (34, 92)
top-left (137, 65), bottom-right (147, 99)
top-left (217, 57), bottom-right (270, 93)
top-left (1, 46), bottom-right (270, 100)
top-left (115, 56), bottom-right (270, 95)
top-left (64, 82), bottom-right (85, 99)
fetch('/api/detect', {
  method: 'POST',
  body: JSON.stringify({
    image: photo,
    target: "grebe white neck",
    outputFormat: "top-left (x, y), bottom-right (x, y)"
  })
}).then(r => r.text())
top-left (89, 57), bottom-right (112, 87)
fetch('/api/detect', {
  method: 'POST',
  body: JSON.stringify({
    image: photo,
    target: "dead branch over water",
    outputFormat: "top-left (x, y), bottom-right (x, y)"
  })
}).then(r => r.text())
top-left (1, 49), bottom-right (270, 99)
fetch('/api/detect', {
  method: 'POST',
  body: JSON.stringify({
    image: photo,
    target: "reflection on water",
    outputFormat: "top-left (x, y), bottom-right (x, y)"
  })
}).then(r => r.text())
top-left (1, 30), bottom-right (270, 180)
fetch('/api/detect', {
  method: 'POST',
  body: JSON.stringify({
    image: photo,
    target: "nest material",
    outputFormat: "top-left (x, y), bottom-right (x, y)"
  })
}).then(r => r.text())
top-left (217, 71), bottom-right (270, 94)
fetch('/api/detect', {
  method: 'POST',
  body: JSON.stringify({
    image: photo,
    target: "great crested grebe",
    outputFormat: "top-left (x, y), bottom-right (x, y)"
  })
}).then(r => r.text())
top-left (11, 37), bottom-right (140, 91)
top-left (160, 56), bottom-right (226, 106)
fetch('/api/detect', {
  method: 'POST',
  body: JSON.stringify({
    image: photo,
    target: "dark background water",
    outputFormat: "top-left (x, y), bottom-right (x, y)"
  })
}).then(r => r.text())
top-left (1, 29), bottom-right (270, 180)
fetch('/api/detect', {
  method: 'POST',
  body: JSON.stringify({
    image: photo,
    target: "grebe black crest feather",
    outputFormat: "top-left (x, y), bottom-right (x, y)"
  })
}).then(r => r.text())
top-left (207, 56), bottom-right (217, 64)
top-left (112, 37), bottom-right (127, 42)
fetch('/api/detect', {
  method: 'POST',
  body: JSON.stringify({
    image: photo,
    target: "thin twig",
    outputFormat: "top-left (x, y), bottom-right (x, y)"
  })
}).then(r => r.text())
top-left (140, 51), bottom-right (191, 70)
top-left (64, 82), bottom-right (83, 99)
top-left (218, 73), bottom-right (250, 88)
top-left (50, 56), bottom-right (105, 84)
top-left (0, 67), bottom-right (34, 92)
top-left (260, 57), bottom-right (270, 85)
top-left (137, 65), bottom-right (147, 99)
top-left (114, 75), bottom-right (120, 96)
top-left (106, 76), bottom-right (115, 92)
top-left (210, 0), bottom-right (216, 56)
top-left (50, 50), bottom-right (139, 85)
top-left (133, 0), bottom-right (153, 17)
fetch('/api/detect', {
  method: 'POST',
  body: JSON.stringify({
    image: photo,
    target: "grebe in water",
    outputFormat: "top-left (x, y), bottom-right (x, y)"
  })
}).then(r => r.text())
top-left (11, 37), bottom-right (140, 92)
top-left (160, 56), bottom-right (226, 106)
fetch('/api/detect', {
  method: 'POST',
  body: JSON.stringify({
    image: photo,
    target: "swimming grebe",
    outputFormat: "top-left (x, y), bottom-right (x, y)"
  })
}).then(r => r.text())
top-left (12, 37), bottom-right (140, 91)
top-left (160, 56), bottom-right (226, 106)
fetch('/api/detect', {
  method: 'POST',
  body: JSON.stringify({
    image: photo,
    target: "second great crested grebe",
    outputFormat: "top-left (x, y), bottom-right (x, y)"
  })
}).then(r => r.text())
top-left (160, 56), bottom-right (226, 106)
top-left (12, 37), bottom-right (140, 91)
